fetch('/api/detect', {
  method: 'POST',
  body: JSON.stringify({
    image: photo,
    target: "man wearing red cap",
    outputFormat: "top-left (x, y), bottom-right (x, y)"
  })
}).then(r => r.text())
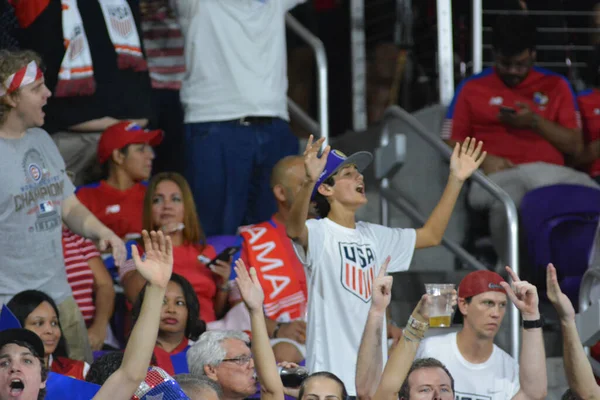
top-left (76, 121), bottom-right (163, 239)
top-left (415, 268), bottom-right (547, 400)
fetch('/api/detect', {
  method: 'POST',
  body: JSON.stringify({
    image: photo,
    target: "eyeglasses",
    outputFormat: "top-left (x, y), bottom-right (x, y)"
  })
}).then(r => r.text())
top-left (221, 355), bottom-right (253, 366)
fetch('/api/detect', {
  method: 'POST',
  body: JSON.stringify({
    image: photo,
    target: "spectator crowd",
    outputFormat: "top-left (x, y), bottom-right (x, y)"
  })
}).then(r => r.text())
top-left (1, 1), bottom-right (600, 399)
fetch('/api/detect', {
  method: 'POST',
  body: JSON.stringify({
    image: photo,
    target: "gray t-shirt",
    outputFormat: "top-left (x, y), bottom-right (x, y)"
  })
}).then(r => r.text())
top-left (0, 128), bottom-right (75, 305)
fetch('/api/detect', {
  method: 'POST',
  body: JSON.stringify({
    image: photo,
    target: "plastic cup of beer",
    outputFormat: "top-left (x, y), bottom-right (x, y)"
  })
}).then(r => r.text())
top-left (425, 283), bottom-right (455, 328)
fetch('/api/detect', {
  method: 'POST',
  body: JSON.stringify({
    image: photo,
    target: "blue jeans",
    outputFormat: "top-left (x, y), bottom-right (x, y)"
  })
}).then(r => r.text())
top-left (184, 118), bottom-right (299, 236)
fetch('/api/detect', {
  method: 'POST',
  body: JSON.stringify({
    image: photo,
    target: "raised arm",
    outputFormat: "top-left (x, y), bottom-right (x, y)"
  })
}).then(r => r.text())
top-left (286, 135), bottom-right (330, 249)
top-left (234, 259), bottom-right (284, 400)
top-left (547, 264), bottom-right (600, 400)
top-left (373, 295), bottom-right (433, 400)
top-left (356, 257), bottom-right (391, 400)
top-left (93, 230), bottom-right (173, 400)
top-left (415, 138), bottom-right (486, 248)
top-left (62, 194), bottom-right (126, 265)
top-left (500, 267), bottom-right (547, 400)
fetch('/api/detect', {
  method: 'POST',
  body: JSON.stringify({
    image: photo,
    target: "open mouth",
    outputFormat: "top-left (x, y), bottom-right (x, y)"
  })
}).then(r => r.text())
top-left (10, 379), bottom-right (24, 395)
top-left (356, 184), bottom-right (365, 194)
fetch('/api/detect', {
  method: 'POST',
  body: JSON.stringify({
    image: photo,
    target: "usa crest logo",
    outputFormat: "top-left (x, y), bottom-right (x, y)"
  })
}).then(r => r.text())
top-left (339, 243), bottom-right (376, 302)
top-left (108, 6), bottom-right (133, 38)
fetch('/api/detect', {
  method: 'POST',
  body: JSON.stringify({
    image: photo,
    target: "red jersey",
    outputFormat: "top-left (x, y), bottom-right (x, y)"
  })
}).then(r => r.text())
top-left (152, 338), bottom-right (193, 376)
top-left (120, 243), bottom-right (219, 322)
top-left (62, 228), bottom-right (100, 325)
top-left (442, 67), bottom-right (580, 166)
top-left (50, 356), bottom-right (89, 380)
top-left (577, 89), bottom-right (600, 177)
top-left (76, 181), bottom-right (147, 239)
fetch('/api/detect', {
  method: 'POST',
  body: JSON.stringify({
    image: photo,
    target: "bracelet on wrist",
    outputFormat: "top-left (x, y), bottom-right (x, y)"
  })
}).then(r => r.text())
top-left (407, 315), bottom-right (429, 332)
top-left (402, 327), bottom-right (424, 342)
top-left (219, 282), bottom-right (230, 292)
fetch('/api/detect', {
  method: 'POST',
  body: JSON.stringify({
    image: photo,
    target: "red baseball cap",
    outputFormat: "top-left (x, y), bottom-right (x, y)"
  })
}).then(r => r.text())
top-left (97, 121), bottom-right (163, 164)
top-left (458, 270), bottom-right (506, 299)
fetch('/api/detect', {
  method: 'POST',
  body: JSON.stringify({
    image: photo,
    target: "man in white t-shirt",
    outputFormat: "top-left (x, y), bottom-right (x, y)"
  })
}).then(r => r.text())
top-left (286, 135), bottom-right (486, 396)
top-left (172, 0), bottom-right (304, 237)
top-left (416, 269), bottom-right (547, 400)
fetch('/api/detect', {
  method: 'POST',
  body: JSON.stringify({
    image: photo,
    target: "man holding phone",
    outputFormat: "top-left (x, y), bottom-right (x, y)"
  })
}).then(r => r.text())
top-left (442, 13), bottom-right (599, 268)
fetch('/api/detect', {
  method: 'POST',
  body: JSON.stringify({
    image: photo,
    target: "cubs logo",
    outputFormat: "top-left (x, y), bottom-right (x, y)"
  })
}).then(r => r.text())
top-left (28, 164), bottom-right (41, 182)
top-left (22, 148), bottom-right (49, 185)
top-left (339, 243), bottom-right (376, 302)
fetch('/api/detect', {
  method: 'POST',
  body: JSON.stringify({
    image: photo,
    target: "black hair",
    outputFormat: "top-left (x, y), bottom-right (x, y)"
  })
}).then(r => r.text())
top-left (7, 290), bottom-right (69, 360)
top-left (562, 389), bottom-right (583, 400)
top-left (298, 371), bottom-right (348, 400)
top-left (313, 175), bottom-right (335, 219)
top-left (101, 144), bottom-right (132, 179)
top-left (492, 14), bottom-right (536, 57)
top-left (399, 358), bottom-right (455, 399)
top-left (3, 340), bottom-right (48, 400)
top-left (86, 351), bottom-right (124, 385)
top-left (131, 273), bottom-right (206, 341)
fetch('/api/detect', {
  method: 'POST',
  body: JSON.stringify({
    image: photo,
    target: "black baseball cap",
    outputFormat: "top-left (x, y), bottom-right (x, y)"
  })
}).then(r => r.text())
top-left (0, 329), bottom-right (45, 358)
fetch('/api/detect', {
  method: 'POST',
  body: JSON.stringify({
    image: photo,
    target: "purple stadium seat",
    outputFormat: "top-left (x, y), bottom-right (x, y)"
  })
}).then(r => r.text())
top-left (520, 184), bottom-right (600, 309)
top-left (205, 235), bottom-right (241, 254)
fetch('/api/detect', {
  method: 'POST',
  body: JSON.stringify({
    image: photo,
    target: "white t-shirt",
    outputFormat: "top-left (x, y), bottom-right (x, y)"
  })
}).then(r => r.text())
top-left (174, 0), bottom-right (304, 123)
top-left (294, 218), bottom-right (416, 396)
top-left (416, 332), bottom-right (520, 400)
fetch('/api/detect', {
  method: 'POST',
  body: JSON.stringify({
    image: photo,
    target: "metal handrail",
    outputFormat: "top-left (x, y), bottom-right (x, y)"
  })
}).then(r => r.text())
top-left (380, 186), bottom-right (489, 272)
top-left (380, 105), bottom-right (521, 359)
top-left (472, 1), bottom-right (600, 74)
top-left (285, 13), bottom-right (329, 143)
top-left (580, 268), bottom-right (600, 313)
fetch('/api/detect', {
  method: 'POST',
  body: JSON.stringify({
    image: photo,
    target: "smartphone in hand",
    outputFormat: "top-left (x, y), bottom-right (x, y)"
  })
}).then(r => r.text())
top-left (499, 106), bottom-right (517, 115)
top-left (198, 246), bottom-right (240, 268)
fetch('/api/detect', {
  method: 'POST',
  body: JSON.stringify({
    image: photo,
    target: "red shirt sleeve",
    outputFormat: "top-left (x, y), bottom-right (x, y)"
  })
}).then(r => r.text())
top-left (555, 78), bottom-right (581, 130)
top-left (80, 238), bottom-right (101, 261)
top-left (442, 82), bottom-right (473, 141)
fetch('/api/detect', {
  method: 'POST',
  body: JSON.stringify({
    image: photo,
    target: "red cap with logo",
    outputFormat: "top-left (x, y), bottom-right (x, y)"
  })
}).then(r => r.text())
top-left (458, 270), bottom-right (506, 299)
top-left (97, 121), bottom-right (163, 164)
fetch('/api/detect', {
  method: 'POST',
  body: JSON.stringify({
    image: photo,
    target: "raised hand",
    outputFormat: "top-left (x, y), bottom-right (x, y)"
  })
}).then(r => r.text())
top-left (546, 263), bottom-right (576, 323)
top-left (99, 232), bottom-right (127, 266)
top-left (412, 294), bottom-right (433, 322)
top-left (371, 256), bottom-right (393, 314)
top-left (131, 230), bottom-right (173, 289)
top-left (500, 266), bottom-right (539, 319)
top-left (234, 259), bottom-right (264, 313)
top-left (303, 135), bottom-right (330, 183)
top-left (449, 137), bottom-right (487, 182)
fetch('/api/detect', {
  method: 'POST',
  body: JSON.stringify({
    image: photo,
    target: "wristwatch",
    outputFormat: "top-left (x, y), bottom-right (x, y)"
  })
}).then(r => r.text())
top-left (522, 317), bottom-right (544, 330)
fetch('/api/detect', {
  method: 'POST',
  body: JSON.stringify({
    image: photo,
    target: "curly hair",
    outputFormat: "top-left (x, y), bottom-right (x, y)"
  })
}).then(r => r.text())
top-left (0, 49), bottom-right (43, 123)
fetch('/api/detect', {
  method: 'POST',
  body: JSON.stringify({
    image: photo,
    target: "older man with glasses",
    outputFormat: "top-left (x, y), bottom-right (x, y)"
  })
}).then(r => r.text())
top-left (187, 331), bottom-right (257, 400)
